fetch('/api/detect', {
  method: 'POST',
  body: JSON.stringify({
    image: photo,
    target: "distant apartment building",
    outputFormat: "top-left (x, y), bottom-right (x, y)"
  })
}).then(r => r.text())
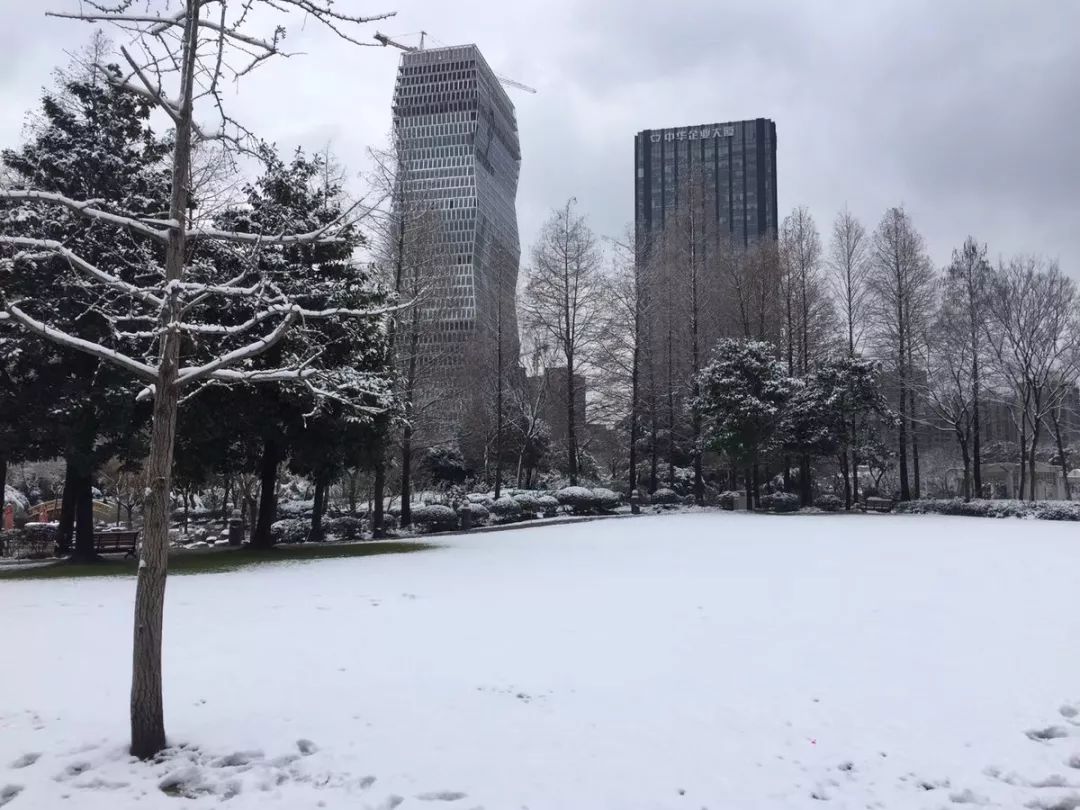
top-left (634, 118), bottom-right (778, 255)
top-left (391, 43), bottom-right (522, 367)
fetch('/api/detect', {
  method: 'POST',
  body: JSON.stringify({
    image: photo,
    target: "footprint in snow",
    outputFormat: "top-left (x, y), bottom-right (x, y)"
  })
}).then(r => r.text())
top-left (10, 753), bottom-right (40, 769)
top-left (417, 790), bottom-right (468, 801)
top-left (949, 788), bottom-right (988, 804)
top-left (0, 785), bottom-right (23, 808)
top-left (1068, 755), bottom-right (1080, 770)
top-left (1028, 727), bottom-right (1070, 742)
top-left (296, 739), bottom-right (319, 755)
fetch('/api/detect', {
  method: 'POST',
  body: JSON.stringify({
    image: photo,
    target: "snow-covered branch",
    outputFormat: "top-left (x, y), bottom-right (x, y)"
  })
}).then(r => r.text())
top-left (2, 303), bottom-right (158, 381)
top-left (0, 190), bottom-right (170, 242)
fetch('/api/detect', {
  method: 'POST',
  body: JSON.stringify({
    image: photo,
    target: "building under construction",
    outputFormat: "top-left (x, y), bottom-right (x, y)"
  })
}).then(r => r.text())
top-left (389, 41), bottom-right (523, 368)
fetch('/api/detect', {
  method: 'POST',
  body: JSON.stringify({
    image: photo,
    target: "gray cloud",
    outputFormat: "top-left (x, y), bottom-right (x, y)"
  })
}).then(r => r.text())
top-left (2, 0), bottom-right (1078, 274)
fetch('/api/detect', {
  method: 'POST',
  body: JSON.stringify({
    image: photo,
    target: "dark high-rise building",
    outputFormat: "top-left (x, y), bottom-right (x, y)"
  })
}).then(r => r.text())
top-left (391, 44), bottom-right (522, 363)
top-left (634, 118), bottom-right (778, 252)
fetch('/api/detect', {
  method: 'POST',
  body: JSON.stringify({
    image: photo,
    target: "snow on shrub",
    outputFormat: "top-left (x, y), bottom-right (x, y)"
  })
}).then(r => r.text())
top-left (322, 515), bottom-right (366, 541)
top-left (718, 490), bottom-right (742, 511)
top-left (466, 493), bottom-right (494, 508)
top-left (759, 491), bottom-right (800, 513)
top-left (592, 488), bottom-right (621, 513)
top-left (556, 486), bottom-right (598, 514)
top-left (489, 496), bottom-right (524, 524)
top-left (650, 488), bottom-right (679, 505)
top-left (278, 499), bottom-right (314, 517)
top-left (410, 504), bottom-right (459, 533)
top-left (815, 494), bottom-right (843, 512)
top-left (271, 518), bottom-right (309, 544)
top-left (4, 485), bottom-right (30, 513)
top-left (457, 502), bottom-right (490, 526)
top-left (896, 498), bottom-right (1080, 521)
top-left (1, 524), bottom-right (55, 559)
top-left (511, 491), bottom-right (546, 515)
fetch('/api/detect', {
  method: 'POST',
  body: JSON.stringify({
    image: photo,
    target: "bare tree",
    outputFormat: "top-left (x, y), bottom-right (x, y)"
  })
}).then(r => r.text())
top-left (984, 257), bottom-right (1078, 500)
top-left (520, 199), bottom-right (605, 485)
top-left (0, 0), bottom-right (393, 758)
top-left (868, 206), bottom-right (934, 501)
top-left (942, 238), bottom-right (992, 496)
top-left (828, 207), bottom-right (871, 357)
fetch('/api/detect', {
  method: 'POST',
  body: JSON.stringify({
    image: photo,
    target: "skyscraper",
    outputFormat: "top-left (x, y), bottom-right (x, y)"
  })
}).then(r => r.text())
top-left (634, 118), bottom-right (778, 252)
top-left (390, 44), bottom-right (522, 365)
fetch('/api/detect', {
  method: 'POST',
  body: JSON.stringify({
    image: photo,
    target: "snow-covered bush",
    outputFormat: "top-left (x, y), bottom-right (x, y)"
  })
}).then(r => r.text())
top-left (489, 496), bottom-right (524, 524)
top-left (457, 502), bottom-right (490, 527)
top-left (271, 518), bottom-right (308, 544)
top-left (650, 488), bottom-right (679, 506)
top-left (759, 492), bottom-right (800, 513)
top-left (556, 486), bottom-right (598, 515)
top-left (1, 524), bottom-right (55, 559)
top-left (896, 498), bottom-right (1080, 521)
top-left (815, 494), bottom-right (843, 512)
top-left (466, 492), bottom-right (494, 508)
top-left (592, 488), bottom-right (621, 513)
top-left (4, 485), bottom-right (30, 513)
top-left (718, 490), bottom-right (742, 511)
top-left (511, 491), bottom-right (546, 515)
top-left (278, 499), bottom-right (314, 518)
top-left (410, 504), bottom-right (459, 533)
top-left (323, 515), bottom-right (366, 541)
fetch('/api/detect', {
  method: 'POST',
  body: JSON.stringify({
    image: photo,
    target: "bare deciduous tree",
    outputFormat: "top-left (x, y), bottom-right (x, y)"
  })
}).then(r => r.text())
top-left (0, 0), bottom-right (394, 758)
top-left (520, 199), bottom-right (605, 485)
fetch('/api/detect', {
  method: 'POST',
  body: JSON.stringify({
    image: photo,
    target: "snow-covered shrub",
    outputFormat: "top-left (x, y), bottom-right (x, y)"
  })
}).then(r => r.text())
top-left (410, 504), bottom-right (459, 533)
top-left (718, 490), bottom-right (742, 511)
top-left (457, 502), bottom-right (490, 527)
top-left (489, 496), bottom-right (524, 524)
top-left (1033, 502), bottom-right (1080, 521)
top-left (4, 485), bottom-right (30, 513)
top-left (650, 488), bottom-right (679, 505)
top-left (556, 486), bottom-right (598, 515)
top-left (322, 515), bottom-right (366, 541)
top-left (271, 518), bottom-right (308, 544)
top-left (759, 491), bottom-right (800, 513)
top-left (815, 494), bottom-right (843, 512)
top-left (592, 488), bottom-right (622, 513)
top-left (511, 491), bottom-right (546, 515)
top-left (537, 494), bottom-right (560, 517)
top-left (278, 499), bottom-right (314, 518)
top-left (1, 524), bottom-right (55, 559)
top-left (466, 492), bottom-right (494, 508)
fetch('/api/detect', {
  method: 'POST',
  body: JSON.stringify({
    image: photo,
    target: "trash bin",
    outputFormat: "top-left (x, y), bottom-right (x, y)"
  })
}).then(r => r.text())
top-left (227, 518), bottom-right (244, 546)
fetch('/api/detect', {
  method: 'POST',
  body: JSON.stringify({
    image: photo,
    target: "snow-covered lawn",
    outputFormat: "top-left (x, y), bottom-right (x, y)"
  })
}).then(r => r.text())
top-left (2, 512), bottom-right (1079, 809)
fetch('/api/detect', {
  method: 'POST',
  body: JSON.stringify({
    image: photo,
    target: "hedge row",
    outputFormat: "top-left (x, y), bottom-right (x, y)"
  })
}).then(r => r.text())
top-left (895, 498), bottom-right (1080, 521)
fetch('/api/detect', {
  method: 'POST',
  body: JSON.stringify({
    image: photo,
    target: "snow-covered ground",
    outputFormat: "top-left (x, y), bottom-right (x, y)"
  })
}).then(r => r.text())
top-left (2, 512), bottom-right (1079, 809)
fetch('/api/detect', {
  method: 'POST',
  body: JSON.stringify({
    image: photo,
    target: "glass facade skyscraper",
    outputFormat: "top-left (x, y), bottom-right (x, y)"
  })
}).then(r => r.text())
top-left (391, 44), bottom-right (522, 363)
top-left (634, 118), bottom-right (778, 252)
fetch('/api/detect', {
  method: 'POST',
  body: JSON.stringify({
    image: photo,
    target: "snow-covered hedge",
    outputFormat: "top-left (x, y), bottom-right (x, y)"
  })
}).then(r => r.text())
top-left (718, 490), bottom-right (742, 511)
top-left (592, 488), bottom-right (621, 513)
top-left (271, 518), bottom-right (309, 544)
top-left (457, 502), bottom-right (490, 527)
top-left (489, 496), bottom-right (524, 524)
top-left (895, 498), bottom-right (1080, 521)
top-left (556, 486), bottom-right (597, 514)
top-left (512, 492), bottom-right (560, 517)
top-left (815, 494), bottom-right (844, 512)
top-left (650, 488), bottom-right (679, 506)
top-left (759, 492), bottom-right (800, 513)
top-left (0, 524), bottom-right (54, 559)
top-left (466, 493), bottom-right (494, 508)
top-left (323, 515), bottom-right (366, 541)
top-left (4, 485), bottom-right (30, 513)
top-left (410, 504), bottom-right (459, 533)
top-left (278, 499), bottom-right (314, 517)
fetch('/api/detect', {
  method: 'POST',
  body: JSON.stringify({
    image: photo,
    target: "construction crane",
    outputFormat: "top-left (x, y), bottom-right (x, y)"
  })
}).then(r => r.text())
top-left (374, 30), bottom-right (537, 95)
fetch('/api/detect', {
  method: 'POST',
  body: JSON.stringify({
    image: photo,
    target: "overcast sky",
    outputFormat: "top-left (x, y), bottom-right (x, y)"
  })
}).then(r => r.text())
top-left (2, 0), bottom-right (1079, 276)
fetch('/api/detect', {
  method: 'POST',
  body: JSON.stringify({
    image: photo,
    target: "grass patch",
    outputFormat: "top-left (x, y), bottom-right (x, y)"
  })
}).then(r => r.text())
top-left (0, 540), bottom-right (438, 581)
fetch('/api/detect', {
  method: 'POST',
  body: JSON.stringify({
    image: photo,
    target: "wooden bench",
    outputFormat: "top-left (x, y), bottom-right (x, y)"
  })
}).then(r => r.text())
top-left (863, 497), bottom-right (895, 513)
top-left (92, 530), bottom-right (140, 558)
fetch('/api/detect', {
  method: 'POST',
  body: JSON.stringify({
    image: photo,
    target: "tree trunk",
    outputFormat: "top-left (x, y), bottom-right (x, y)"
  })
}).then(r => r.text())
top-left (309, 473), bottom-right (327, 542)
top-left (129, 4), bottom-right (200, 759)
top-left (71, 472), bottom-right (97, 562)
top-left (58, 457), bottom-right (77, 554)
top-left (1051, 408), bottom-right (1071, 500)
top-left (958, 434), bottom-right (971, 501)
top-left (1018, 414), bottom-right (1027, 500)
top-left (840, 452), bottom-right (851, 509)
top-left (372, 451), bottom-right (386, 537)
top-left (744, 466), bottom-right (753, 512)
top-left (908, 374), bottom-right (921, 499)
top-left (799, 453), bottom-right (811, 506)
top-left (399, 425), bottom-right (412, 528)
top-left (566, 356), bottom-right (578, 485)
top-left (1029, 416), bottom-right (1042, 502)
top-left (251, 437), bottom-right (280, 549)
top-left (971, 352), bottom-right (982, 497)
top-left (0, 453), bottom-right (6, 498)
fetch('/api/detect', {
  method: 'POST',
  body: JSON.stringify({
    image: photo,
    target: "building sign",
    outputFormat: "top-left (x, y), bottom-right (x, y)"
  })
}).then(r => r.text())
top-left (650, 125), bottom-right (735, 143)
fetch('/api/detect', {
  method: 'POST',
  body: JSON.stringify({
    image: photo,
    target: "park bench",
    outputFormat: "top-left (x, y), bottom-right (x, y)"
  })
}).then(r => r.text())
top-left (87, 529), bottom-right (140, 558)
top-left (863, 497), bottom-right (895, 513)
